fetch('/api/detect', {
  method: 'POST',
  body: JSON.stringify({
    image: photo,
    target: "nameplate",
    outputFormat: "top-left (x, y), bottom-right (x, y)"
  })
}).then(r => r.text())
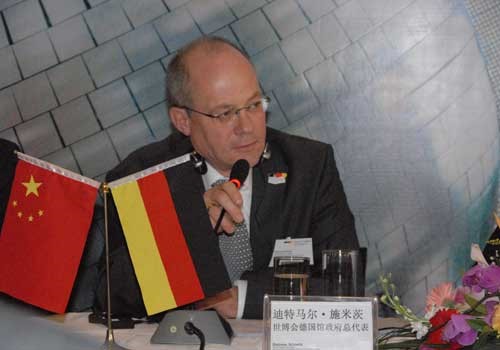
top-left (263, 296), bottom-right (377, 350)
top-left (269, 238), bottom-right (314, 267)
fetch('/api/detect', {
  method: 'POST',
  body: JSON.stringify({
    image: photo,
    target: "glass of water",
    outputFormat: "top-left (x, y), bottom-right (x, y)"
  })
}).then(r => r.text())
top-left (273, 256), bottom-right (310, 297)
top-left (322, 248), bottom-right (366, 297)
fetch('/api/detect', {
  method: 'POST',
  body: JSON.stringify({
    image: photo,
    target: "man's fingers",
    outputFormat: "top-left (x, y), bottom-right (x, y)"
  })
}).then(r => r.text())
top-left (213, 183), bottom-right (243, 220)
top-left (204, 182), bottom-right (244, 233)
top-left (220, 216), bottom-right (236, 235)
top-left (220, 181), bottom-right (243, 206)
top-left (207, 204), bottom-right (235, 234)
top-left (216, 189), bottom-right (243, 222)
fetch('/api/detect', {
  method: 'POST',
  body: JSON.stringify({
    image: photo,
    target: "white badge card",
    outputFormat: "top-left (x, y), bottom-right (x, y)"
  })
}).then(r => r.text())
top-left (269, 238), bottom-right (314, 267)
top-left (263, 296), bottom-right (377, 350)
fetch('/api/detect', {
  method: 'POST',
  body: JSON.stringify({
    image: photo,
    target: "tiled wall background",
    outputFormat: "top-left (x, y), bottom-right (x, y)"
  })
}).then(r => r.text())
top-left (465, 1), bottom-right (500, 116)
top-left (0, 0), bottom-right (499, 313)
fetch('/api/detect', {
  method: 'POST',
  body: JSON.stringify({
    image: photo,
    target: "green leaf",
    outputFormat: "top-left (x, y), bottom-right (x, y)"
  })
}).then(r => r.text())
top-left (473, 331), bottom-right (490, 349)
top-left (443, 300), bottom-right (456, 309)
top-left (471, 330), bottom-right (500, 349)
top-left (482, 325), bottom-right (494, 333)
top-left (464, 294), bottom-right (487, 314)
top-left (466, 318), bottom-right (488, 332)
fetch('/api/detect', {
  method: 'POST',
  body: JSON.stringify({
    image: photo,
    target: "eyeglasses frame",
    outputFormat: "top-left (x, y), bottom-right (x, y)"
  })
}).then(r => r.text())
top-left (176, 96), bottom-right (271, 122)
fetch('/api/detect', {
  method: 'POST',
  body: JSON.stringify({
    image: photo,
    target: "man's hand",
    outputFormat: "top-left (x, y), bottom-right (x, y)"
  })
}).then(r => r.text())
top-left (195, 287), bottom-right (238, 319)
top-left (204, 181), bottom-right (244, 234)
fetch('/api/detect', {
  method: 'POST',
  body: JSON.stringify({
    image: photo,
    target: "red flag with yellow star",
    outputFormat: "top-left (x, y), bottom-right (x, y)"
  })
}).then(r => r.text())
top-left (0, 152), bottom-right (99, 313)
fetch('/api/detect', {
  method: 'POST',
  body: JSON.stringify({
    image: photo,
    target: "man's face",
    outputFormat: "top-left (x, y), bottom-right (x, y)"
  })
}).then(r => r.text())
top-left (174, 46), bottom-right (267, 176)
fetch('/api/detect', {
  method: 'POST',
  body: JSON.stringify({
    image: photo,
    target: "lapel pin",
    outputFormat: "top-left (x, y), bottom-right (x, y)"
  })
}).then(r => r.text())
top-left (268, 172), bottom-right (287, 184)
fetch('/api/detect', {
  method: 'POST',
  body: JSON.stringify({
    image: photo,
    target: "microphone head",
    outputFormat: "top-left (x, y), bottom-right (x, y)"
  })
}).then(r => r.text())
top-left (229, 159), bottom-right (250, 189)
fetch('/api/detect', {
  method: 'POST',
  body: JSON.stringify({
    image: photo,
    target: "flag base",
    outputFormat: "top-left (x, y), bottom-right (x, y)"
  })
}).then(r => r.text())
top-left (100, 330), bottom-right (131, 350)
top-left (151, 310), bottom-right (233, 345)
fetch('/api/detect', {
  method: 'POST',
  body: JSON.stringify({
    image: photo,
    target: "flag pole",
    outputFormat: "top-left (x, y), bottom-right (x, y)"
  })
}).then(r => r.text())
top-left (101, 183), bottom-right (130, 350)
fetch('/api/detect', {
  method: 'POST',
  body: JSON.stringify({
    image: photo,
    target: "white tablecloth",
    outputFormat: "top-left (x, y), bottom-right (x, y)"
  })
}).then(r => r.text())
top-left (46, 313), bottom-right (265, 350)
top-left (0, 296), bottom-right (404, 350)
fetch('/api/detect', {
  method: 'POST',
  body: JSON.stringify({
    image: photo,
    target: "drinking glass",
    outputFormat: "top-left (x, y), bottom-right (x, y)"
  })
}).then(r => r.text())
top-left (322, 248), bottom-right (366, 297)
top-left (273, 256), bottom-right (310, 297)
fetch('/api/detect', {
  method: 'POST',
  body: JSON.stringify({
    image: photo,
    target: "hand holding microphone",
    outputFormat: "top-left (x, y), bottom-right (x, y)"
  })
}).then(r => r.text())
top-left (204, 159), bottom-right (250, 235)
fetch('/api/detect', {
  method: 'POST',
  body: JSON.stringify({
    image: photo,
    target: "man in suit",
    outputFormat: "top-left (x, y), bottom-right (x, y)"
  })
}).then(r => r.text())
top-left (96, 36), bottom-right (358, 319)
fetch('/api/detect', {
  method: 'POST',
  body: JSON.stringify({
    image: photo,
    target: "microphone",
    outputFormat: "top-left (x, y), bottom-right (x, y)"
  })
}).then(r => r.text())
top-left (213, 159), bottom-right (250, 234)
top-left (184, 321), bottom-right (205, 350)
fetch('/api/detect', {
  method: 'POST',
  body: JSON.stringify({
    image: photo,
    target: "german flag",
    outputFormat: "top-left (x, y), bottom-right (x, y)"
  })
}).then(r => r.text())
top-left (108, 155), bottom-right (231, 315)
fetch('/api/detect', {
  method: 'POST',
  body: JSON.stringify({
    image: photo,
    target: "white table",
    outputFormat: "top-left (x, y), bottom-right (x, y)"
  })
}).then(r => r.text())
top-left (46, 312), bottom-right (265, 350)
top-left (0, 296), bottom-right (404, 350)
top-left (46, 313), bottom-right (406, 349)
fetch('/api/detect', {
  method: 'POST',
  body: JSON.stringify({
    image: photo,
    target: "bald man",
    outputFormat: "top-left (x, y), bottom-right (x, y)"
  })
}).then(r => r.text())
top-left (96, 37), bottom-right (358, 319)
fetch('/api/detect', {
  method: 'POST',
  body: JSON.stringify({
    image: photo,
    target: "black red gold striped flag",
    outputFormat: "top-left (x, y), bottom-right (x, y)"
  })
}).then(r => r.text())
top-left (109, 155), bottom-right (231, 315)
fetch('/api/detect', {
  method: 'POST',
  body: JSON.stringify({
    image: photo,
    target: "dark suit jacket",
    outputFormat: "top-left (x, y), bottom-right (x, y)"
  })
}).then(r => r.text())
top-left (0, 139), bottom-right (20, 231)
top-left (95, 128), bottom-right (358, 319)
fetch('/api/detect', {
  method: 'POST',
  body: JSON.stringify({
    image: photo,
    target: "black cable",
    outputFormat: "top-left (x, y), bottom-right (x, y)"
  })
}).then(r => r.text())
top-left (184, 321), bottom-right (205, 350)
top-left (213, 207), bottom-right (226, 233)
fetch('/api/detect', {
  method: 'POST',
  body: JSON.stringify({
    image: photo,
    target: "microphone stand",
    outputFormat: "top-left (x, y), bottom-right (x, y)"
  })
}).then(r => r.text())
top-left (100, 183), bottom-right (130, 350)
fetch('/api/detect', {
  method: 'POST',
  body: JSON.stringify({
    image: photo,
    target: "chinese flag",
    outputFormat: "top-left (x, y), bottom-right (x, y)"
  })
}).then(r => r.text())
top-left (0, 154), bottom-right (99, 313)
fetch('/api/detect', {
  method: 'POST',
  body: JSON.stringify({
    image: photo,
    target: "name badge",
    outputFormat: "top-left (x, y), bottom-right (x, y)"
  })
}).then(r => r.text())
top-left (269, 238), bottom-right (314, 267)
top-left (264, 296), bottom-right (378, 350)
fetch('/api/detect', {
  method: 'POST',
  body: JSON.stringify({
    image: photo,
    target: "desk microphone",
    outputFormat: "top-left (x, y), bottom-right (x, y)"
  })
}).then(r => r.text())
top-left (213, 159), bottom-right (250, 234)
top-left (184, 321), bottom-right (205, 350)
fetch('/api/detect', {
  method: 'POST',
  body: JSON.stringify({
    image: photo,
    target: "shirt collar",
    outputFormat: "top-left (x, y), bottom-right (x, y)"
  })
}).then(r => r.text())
top-left (202, 161), bottom-right (252, 192)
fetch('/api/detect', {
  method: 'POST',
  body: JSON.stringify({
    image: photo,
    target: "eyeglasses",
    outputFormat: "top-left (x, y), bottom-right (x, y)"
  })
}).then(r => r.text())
top-left (179, 96), bottom-right (271, 124)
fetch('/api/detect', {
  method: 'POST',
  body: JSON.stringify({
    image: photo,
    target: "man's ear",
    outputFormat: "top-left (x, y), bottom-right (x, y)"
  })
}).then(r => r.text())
top-left (169, 107), bottom-right (191, 136)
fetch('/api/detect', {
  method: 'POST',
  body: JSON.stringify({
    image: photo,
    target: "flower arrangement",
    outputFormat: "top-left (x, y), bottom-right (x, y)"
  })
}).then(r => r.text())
top-left (378, 244), bottom-right (500, 349)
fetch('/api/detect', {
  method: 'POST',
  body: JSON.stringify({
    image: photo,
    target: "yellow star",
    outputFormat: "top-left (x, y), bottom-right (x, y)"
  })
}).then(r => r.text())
top-left (38, 210), bottom-right (44, 217)
top-left (12, 200), bottom-right (17, 207)
top-left (28, 215), bottom-right (34, 222)
top-left (17, 212), bottom-right (23, 218)
top-left (22, 175), bottom-right (42, 197)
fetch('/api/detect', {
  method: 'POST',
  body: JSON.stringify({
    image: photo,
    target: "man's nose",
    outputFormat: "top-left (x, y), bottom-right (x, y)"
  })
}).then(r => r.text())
top-left (234, 109), bottom-right (254, 134)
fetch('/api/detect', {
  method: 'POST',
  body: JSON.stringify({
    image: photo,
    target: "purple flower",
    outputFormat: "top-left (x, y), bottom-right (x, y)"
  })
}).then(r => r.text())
top-left (462, 265), bottom-right (485, 292)
top-left (480, 265), bottom-right (500, 293)
top-left (442, 314), bottom-right (477, 346)
top-left (462, 264), bottom-right (500, 293)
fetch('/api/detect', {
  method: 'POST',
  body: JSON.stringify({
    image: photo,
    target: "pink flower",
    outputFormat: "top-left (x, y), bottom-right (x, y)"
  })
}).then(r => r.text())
top-left (454, 286), bottom-right (484, 306)
top-left (426, 282), bottom-right (456, 312)
top-left (453, 286), bottom-right (469, 304)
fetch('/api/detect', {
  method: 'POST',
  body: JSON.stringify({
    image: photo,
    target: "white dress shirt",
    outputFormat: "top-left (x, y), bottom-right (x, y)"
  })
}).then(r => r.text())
top-left (202, 162), bottom-right (252, 319)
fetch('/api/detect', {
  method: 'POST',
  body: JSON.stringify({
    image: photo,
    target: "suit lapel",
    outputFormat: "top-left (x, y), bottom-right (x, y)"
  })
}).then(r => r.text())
top-left (250, 148), bottom-right (288, 271)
